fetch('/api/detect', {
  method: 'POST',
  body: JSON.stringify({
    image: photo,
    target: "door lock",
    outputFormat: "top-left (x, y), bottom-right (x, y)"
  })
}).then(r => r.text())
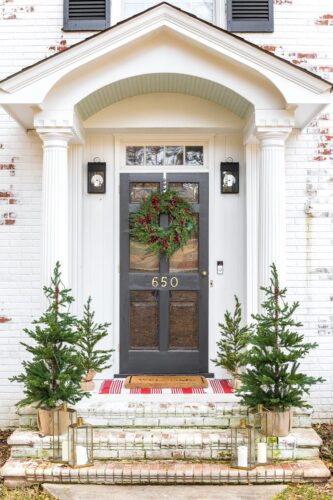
top-left (201, 271), bottom-right (208, 277)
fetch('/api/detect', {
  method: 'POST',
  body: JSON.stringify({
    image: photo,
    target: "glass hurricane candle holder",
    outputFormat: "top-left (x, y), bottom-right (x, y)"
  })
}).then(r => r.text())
top-left (52, 403), bottom-right (77, 463)
top-left (68, 417), bottom-right (93, 468)
top-left (230, 418), bottom-right (256, 469)
top-left (248, 404), bottom-right (274, 465)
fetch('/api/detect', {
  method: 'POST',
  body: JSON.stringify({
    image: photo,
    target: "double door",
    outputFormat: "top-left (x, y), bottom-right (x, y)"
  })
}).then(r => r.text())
top-left (119, 173), bottom-right (209, 374)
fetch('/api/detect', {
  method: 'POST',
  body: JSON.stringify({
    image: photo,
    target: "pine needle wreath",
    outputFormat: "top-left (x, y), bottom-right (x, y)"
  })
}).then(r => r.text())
top-left (130, 190), bottom-right (197, 258)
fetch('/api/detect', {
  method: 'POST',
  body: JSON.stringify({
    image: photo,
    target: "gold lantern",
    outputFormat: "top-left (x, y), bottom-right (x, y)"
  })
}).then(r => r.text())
top-left (52, 403), bottom-right (77, 463)
top-left (68, 417), bottom-right (93, 468)
top-left (230, 418), bottom-right (256, 469)
top-left (248, 404), bottom-right (274, 465)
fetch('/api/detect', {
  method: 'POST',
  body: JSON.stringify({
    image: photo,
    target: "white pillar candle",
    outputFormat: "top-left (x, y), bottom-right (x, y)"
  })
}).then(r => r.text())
top-left (76, 445), bottom-right (88, 466)
top-left (237, 445), bottom-right (248, 468)
top-left (257, 442), bottom-right (267, 463)
top-left (61, 440), bottom-right (69, 461)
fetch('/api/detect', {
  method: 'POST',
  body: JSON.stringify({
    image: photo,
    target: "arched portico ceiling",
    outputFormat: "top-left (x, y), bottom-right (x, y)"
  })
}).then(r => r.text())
top-left (77, 73), bottom-right (251, 121)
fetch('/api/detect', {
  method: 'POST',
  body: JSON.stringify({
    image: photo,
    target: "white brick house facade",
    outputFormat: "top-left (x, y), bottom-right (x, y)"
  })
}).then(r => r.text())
top-left (0, 0), bottom-right (332, 428)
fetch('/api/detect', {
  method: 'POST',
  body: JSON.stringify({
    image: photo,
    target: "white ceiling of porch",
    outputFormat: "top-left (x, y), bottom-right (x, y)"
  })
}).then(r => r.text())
top-left (77, 73), bottom-right (252, 121)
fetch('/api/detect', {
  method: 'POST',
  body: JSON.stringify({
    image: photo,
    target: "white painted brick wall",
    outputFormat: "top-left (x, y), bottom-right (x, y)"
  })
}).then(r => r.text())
top-left (0, 0), bottom-right (332, 426)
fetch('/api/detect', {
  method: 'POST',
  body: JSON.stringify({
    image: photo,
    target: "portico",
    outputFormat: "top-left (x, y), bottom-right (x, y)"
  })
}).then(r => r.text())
top-left (0, 3), bottom-right (331, 377)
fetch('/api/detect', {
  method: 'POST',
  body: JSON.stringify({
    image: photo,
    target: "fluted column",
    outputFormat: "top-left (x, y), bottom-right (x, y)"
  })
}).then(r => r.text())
top-left (257, 128), bottom-right (291, 294)
top-left (37, 128), bottom-right (73, 289)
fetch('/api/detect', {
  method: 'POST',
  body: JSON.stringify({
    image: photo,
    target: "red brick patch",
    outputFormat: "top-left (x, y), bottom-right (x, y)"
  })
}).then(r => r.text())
top-left (0, 316), bottom-right (11, 323)
top-left (315, 13), bottom-right (333, 26)
top-left (0, 212), bottom-right (16, 225)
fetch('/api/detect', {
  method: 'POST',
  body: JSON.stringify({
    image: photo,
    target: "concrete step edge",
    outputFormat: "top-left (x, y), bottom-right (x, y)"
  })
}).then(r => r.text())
top-left (1, 459), bottom-right (330, 486)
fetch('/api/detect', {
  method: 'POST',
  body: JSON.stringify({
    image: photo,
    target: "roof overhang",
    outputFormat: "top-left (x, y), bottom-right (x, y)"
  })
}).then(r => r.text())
top-left (0, 2), bottom-right (331, 130)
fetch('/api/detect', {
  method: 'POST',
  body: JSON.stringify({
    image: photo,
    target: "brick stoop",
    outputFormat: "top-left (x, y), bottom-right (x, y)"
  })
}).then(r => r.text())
top-left (7, 394), bottom-right (328, 487)
top-left (1, 458), bottom-right (330, 487)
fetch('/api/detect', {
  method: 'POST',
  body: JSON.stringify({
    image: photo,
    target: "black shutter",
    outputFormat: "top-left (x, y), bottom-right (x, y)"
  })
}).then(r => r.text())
top-left (227, 0), bottom-right (274, 33)
top-left (64, 0), bottom-right (110, 31)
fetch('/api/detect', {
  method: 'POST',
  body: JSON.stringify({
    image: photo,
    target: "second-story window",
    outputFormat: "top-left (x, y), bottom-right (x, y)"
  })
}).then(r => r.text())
top-left (123, 1), bottom-right (215, 24)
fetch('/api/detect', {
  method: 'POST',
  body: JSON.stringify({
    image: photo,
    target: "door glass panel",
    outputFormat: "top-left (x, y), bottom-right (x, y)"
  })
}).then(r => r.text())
top-left (130, 239), bottom-right (159, 272)
top-left (126, 146), bottom-right (144, 166)
top-left (185, 146), bottom-right (204, 165)
top-left (146, 146), bottom-right (164, 166)
top-left (130, 291), bottom-right (159, 349)
top-left (169, 215), bottom-right (198, 273)
top-left (129, 182), bottom-right (159, 203)
top-left (165, 146), bottom-right (184, 165)
top-left (168, 182), bottom-right (199, 203)
top-left (169, 291), bottom-right (198, 349)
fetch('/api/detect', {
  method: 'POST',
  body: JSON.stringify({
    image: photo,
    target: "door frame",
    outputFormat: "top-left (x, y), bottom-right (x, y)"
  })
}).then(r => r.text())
top-left (112, 133), bottom-right (216, 376)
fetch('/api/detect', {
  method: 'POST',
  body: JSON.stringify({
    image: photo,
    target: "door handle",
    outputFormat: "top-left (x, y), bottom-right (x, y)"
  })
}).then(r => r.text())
top-left (201, 271), bottom-right (208, 277)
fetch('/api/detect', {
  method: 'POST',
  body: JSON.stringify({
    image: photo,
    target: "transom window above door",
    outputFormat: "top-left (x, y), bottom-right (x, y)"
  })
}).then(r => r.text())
top-left (125, 145), bottom-right (204, 167)
top-left (123, 1), bottom-right (215, 23)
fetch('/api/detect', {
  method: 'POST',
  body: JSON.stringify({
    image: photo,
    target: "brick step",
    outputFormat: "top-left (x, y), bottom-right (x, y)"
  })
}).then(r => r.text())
top-left (1, 458), bottom-right (330, 487)
top-left (17, 396), bottom-right (313, 428)
top-left (9, 427), bottom-right (321, 461)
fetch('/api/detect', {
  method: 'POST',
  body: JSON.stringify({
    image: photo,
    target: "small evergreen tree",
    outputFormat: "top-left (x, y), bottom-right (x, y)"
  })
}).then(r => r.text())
top-left (10, 262), bottom-right (86, 408)
top-left (77, 297), bottom-right (113, 375)
top-left (212, 296), bottom-right (251, 376)
top-left (238, 264), bottom-right (324, 411)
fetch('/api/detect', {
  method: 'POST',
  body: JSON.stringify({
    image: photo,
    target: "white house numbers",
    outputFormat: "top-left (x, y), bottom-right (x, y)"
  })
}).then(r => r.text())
top-left (151, 276), bottom-right (179, 288)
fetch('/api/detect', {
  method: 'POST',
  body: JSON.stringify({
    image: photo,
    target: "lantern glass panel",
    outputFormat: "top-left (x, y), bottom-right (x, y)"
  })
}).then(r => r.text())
top-left (230, 419), bottom-right (256, 469)
top-left (248, 407), bottom-right (274, 465)
top-left (52, 405), bottom-right (77, 463)
top-left (68, 419), bottom-right (93, 468)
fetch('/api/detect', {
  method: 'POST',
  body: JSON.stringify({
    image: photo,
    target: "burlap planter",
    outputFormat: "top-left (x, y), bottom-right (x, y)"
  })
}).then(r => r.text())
top-left (80, 369), bottom-right (96, 391)
top-left (230, 367), bottom-right (242, 390)
top-left (37, 407), bottom-right (73, 437)
top-left (262, 409), bottom-right (293, 437)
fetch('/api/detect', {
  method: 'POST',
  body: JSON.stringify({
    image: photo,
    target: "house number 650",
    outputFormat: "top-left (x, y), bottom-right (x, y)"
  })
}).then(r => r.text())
top-left (151, 276), bottom-right (179, 288)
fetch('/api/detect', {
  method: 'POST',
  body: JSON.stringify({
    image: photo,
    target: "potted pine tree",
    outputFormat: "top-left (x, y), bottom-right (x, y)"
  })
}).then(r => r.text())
top-left (212, 296), bottom-right (251, 389)
top-left (10, 262), bottom-right (87, 436)
top-left (237, 264), bottom-right (324, 437)
top-left (77, 296), bottom-right (113, 391)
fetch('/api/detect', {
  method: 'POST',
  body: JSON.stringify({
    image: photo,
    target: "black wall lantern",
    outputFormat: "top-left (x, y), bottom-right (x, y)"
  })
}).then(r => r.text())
top-left (87, 160), bottom-right (106, 194)
top-left (220, 161), bottom-right (239, 194)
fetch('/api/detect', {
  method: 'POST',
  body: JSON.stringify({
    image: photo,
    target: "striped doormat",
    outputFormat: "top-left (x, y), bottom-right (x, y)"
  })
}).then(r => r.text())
top-left (99, 379), bottom-right (233, 394)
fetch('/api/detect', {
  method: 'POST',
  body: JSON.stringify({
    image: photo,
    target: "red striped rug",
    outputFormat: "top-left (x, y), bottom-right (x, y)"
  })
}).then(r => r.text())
top-left (99, 379), bottom-right (233, 395)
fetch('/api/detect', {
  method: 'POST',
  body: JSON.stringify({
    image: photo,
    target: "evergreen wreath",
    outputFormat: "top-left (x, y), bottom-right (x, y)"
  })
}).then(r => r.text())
top-left (130, 190), bottom-right (197, 258)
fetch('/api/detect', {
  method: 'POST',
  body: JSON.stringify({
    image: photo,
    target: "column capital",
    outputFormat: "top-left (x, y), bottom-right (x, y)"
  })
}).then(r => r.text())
top-left (256, 127), bottom-right (292, 147)
top-left (36, 126), bottom-right (74, 148)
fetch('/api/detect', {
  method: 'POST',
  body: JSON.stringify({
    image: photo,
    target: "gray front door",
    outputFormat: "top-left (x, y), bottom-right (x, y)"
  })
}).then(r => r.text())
top-left (119, 173), bottom-right (209, 375)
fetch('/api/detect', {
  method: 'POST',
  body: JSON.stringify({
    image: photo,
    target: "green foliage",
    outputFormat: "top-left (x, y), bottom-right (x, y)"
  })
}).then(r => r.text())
top-left (77, 296), bottom-right (114, 374)
top-left (212, 296), bottom-right (251, 375)
top-left (274, 484), bottom-right (333, 500)
top-left (237, 263), bottom-right (324, 411)
top-left (10, 262), bottom-right (87, 409)
top-left (130, 190), bottom-right (197, 257)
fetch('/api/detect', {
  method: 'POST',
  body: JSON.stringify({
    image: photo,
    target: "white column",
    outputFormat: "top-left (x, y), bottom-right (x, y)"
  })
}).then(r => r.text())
top-left (257, 128), bottom-right (291, 294)
top-left (245, 142), bottom-right (260, 321)
top-left (37, 128), bottom-right (73, 289)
